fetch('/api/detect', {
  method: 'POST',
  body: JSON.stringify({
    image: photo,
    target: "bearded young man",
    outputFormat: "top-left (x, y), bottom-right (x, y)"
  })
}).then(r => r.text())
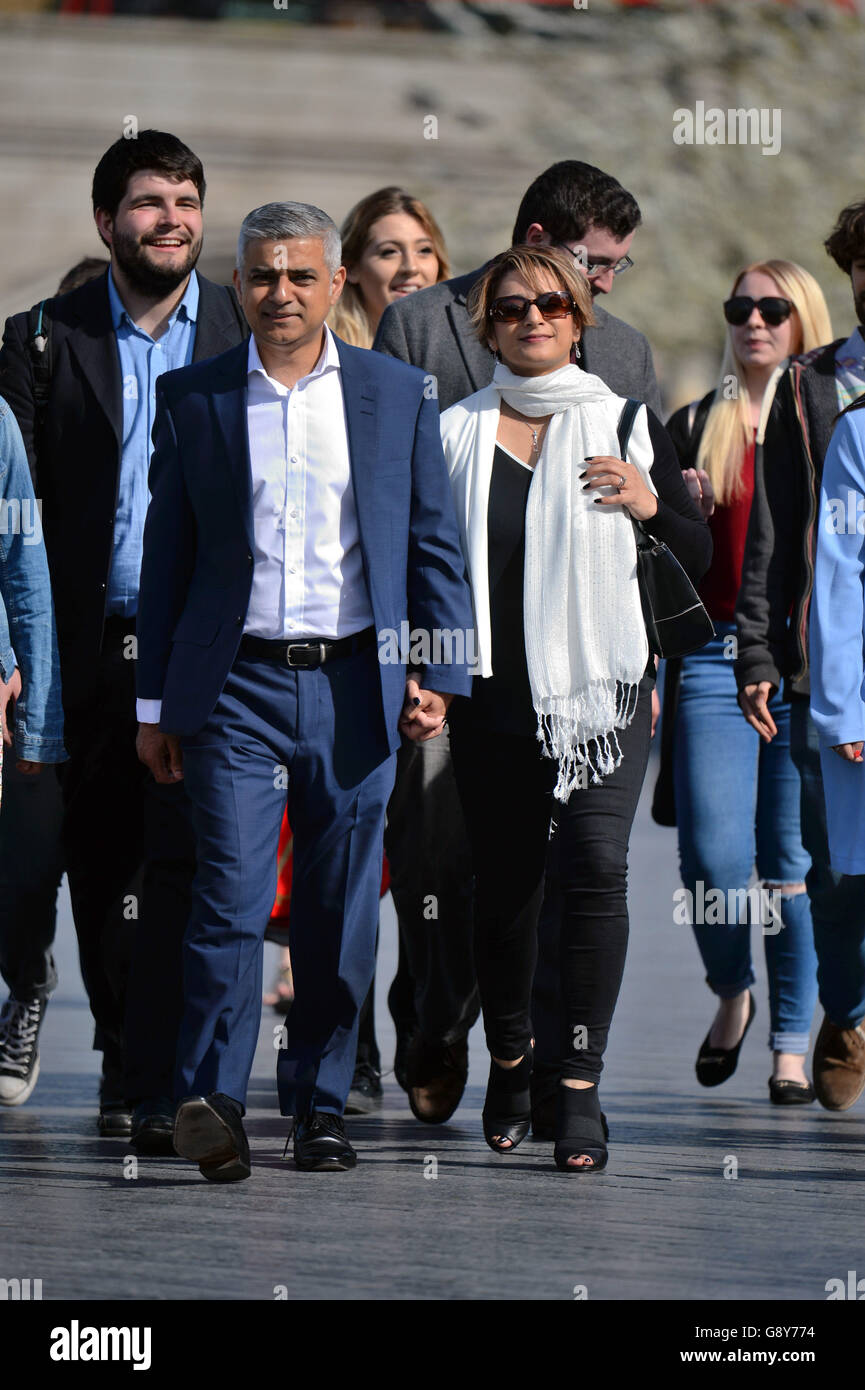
top-left (0, 131), bottom-right (247, 1146)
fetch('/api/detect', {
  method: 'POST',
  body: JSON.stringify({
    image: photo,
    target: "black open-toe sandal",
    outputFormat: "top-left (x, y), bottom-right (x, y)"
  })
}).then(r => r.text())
top-left (483, 1043), bottom-right (533, 1153)
top-left (554, 1083), bottom-right (609, 1174)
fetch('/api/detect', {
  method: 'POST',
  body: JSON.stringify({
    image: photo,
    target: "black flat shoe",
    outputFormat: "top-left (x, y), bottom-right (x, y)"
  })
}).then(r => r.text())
top-left (769, 1077), bottom-right (815, 1106)
top-left (174, 1093), bottom-right (251, 1182)
top-left (553, 1083), bottom-right (609, 1174)
top-left (483, 1044), bottom-right (533, 1153)
top-left (290, 1111), bottom-right (357, 1171)
top-left (696, 991), bottom-right (755, 1088)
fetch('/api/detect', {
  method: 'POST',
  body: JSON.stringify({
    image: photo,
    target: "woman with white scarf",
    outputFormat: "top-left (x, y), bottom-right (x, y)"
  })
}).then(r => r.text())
top-left (442, 246), bottom-right (711, 1173)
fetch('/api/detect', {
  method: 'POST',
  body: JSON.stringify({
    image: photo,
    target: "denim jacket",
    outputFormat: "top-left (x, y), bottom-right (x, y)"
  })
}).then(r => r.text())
top-left (0, 396), bottom-right (66, 762)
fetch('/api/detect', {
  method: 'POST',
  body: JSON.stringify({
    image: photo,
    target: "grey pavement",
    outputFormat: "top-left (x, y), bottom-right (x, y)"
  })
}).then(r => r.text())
top-left (1, 754), bottom-right (863, 1302)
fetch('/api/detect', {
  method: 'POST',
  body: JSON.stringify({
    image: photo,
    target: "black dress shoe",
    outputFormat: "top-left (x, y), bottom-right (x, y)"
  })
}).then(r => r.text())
top-left (174, 1093), bottom-right (250, 1182)
top-left (291, 1111), bottom-right (357, 1171)
top-left (131, 1098), bottom-right (177, 1155)
top-left (98, 1101), bottom-right (133, 1137)
top-left (345, 1061), bottom-right (383, 1115)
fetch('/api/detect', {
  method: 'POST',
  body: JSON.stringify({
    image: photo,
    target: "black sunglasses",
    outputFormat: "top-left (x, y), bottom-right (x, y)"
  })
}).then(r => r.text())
top-left (723, 295), bottom-right (793, 327)
top-left (489, 290), bottom-right (575, 324)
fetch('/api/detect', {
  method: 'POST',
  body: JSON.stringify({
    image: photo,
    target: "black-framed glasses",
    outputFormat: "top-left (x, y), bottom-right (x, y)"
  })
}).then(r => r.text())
top-left (723, 295), bottom-right (793, 327)
top-left (488, 290), bottom-right (575, 324)
top-left (553, 242), bottom-right (634, 279)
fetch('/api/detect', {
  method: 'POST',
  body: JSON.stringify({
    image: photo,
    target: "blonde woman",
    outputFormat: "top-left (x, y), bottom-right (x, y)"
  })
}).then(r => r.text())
top-left (664, 260), bottom-right (832, 1103)
top-left (329, 187), bottom-right (449, 348)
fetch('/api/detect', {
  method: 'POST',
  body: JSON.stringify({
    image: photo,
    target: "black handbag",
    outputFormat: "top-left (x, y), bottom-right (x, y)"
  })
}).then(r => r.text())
top-left (616, 398), bottom-right (715, 660)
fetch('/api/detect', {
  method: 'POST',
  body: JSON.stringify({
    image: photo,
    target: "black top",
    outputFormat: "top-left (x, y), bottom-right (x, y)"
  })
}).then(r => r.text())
top-left (465, 409), bottom-right (712, 736)
top-left (474, 444), bottom-right (536, 736)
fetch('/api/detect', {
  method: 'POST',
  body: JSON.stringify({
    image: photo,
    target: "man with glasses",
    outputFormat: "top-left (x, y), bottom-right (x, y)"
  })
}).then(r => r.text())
top-left (375, 160), bottom-right (659, 415)
top-left (374, 160), bottom-right (662, 1134)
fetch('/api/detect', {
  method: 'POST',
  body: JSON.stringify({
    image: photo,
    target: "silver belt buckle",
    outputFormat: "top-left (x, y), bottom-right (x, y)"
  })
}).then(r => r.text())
top-left (285, 643), bottom-right (308, 668)
top-left (285, 642), bottom-right (327, 668)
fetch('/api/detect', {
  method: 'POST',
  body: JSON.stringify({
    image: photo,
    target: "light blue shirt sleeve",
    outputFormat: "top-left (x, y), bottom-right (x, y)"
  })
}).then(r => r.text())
top-left (811, 411), bottom-right (865, 748)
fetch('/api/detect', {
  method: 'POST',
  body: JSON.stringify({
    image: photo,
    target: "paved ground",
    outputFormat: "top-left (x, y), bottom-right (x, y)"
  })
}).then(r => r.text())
top-left (2, 752), bottom-right (863, 1303)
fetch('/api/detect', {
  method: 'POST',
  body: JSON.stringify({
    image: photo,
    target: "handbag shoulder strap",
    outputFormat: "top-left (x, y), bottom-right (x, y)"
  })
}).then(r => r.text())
top-left (616, 398), bottom-right (651, 544)
top-left (616, 397), bottom-right (641, 459)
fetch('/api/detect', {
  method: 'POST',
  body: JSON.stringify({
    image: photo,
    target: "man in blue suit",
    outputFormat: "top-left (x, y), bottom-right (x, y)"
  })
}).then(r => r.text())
top-left (135, 202), bottom-right (474, 1180)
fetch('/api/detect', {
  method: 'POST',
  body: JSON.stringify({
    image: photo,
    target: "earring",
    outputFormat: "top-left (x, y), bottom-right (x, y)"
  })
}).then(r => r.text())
top-left (570, 341), bottom-right (581, 364)
top-left (495, 349), bottom-right (502, 363)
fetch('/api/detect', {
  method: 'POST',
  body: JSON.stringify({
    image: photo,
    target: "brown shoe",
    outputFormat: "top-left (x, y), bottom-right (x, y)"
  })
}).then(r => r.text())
top-left (813, 1014), bottom-right (865, 1110)
top-left (407, 1036), bottom-right (468, 1124)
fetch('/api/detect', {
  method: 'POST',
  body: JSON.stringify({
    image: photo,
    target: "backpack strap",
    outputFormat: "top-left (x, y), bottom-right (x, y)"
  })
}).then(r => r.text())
top-left (27, 298), bottom-right (54, 420)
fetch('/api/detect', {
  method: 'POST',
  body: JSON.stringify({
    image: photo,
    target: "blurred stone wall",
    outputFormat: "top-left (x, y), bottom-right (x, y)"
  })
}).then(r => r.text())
top-left (0, 2), bottom-right (861, 410)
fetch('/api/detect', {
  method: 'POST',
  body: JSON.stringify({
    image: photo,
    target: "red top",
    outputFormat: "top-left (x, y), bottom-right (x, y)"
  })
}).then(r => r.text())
top-left (698, 437), bottom-right (755, 622)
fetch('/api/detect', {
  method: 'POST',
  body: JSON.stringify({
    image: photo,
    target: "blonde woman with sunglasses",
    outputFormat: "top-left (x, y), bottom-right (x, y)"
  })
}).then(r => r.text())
top-left (662, 260), bottom-right (832, 1104)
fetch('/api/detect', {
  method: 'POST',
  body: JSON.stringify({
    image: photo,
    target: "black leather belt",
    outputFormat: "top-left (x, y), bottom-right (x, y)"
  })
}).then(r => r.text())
top-left (239, 625), bottom-right (375, 669)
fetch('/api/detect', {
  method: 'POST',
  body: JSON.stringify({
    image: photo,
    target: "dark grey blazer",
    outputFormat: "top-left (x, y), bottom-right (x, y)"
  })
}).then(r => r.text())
top-left (372, 264), bottom-right (661, 415)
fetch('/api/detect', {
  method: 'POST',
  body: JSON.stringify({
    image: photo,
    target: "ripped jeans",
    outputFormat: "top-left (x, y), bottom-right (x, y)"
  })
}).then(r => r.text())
top-left (674, 625), bottom-right (818, 1054)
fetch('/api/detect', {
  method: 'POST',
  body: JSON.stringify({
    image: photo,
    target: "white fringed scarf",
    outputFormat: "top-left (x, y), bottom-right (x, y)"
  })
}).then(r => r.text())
top-left (441, 362), bottom-right (657, 802)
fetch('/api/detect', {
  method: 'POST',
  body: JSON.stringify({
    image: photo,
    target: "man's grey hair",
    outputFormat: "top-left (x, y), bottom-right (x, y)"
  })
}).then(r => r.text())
top-left (236, 202), bottom-right (342, 274)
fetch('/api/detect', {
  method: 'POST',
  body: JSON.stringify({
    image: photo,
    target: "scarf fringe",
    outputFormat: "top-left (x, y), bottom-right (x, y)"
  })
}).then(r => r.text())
top-left (536, 678), bottom-right (642, 803)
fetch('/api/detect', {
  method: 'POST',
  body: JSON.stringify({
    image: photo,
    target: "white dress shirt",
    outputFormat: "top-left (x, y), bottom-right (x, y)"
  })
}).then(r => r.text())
top-left (136, 326), bottom-right (373, 724)
top-left (243, 327), bottom-right (373, 639)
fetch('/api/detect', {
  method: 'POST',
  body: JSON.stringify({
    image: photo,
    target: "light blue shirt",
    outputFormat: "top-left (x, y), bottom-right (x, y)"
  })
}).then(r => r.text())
top-left (106, 270), bottom-right (199, 616)
top-left (811, 408), bottom-right (865, 872)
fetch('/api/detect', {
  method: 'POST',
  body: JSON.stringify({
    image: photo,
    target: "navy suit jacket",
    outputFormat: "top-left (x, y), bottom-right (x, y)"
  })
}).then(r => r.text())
top-left (136, 335), bottom-right (475, 746)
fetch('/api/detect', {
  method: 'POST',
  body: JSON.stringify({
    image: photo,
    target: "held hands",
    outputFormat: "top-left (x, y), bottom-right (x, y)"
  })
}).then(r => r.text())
top-left (580, 456), bottom-right (658, 523)
top-left (832, 742), bottom-right (864, 762)
top-left (399, 677), bottom-right (453, 742)
top-left (682, 468), bottom-right (716, 520)
top-left (738, 682), bottom-right (778, 743)
top-left (136, 723), bottom-right (184, 783)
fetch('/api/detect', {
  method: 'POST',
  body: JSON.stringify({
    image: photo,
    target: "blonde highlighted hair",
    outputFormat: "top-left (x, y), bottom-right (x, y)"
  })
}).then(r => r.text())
top-left (696, 260), bottom-right (832, 504)
top-left (328, 186), bottom-right (450, 348)
top-left (467, 244), bottom-right (596, 345)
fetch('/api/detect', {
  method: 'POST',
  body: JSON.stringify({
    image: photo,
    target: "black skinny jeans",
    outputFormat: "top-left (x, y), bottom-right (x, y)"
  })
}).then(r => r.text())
top-left (449, 672), bottom-right (653, 1083)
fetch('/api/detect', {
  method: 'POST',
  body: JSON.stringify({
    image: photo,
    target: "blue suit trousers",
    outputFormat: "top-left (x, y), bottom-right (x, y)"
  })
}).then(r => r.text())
top-left (175, 641), bottom-right (396, 1116)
